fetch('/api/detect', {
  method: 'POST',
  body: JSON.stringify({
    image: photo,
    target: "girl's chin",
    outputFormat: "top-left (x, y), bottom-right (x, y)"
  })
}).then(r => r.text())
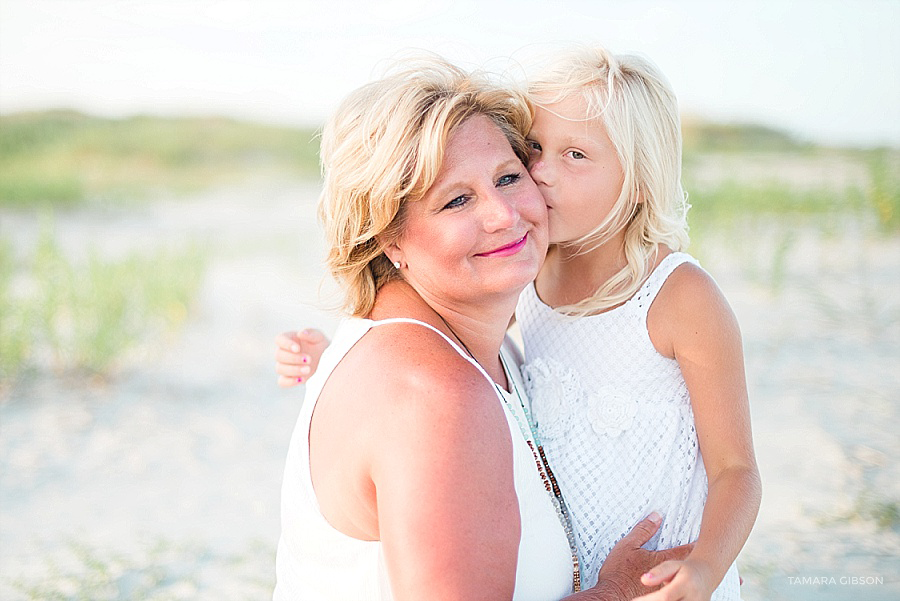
top-left (546, 224), bottom-right (564, 245)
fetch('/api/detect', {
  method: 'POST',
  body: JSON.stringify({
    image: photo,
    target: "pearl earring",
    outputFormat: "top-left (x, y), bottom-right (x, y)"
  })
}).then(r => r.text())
top-left (393, 261), bottom-right (401, 269)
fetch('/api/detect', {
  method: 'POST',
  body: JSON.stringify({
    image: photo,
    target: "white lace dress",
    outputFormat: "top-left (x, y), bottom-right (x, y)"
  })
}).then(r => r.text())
top-left (516, 252), bottom-right (742, 599)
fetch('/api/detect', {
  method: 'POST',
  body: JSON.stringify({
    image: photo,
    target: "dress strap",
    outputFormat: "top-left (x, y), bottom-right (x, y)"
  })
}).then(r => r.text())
top-left (631, 252), bottom-right (700, 315)
top-left (368, 318), bottom-right (495, 386)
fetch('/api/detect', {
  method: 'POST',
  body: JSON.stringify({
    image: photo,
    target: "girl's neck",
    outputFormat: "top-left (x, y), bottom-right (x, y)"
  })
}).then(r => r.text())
top-left (537, 230), bottom-right (630, 308)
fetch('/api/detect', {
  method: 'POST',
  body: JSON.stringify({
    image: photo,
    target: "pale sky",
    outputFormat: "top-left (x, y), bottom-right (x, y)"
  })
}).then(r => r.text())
top-left (1, 0), bottom-right (898, 146)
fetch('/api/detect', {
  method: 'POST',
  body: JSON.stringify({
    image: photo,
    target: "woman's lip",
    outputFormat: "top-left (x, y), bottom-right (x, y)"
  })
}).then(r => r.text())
top-left (475, 234), bottom-right (528, 257)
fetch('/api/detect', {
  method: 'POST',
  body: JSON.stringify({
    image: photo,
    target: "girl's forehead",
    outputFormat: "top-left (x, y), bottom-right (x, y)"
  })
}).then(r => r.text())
top-left (532, 94), bottom-right (593, 123)
top-left (530, 101), bottom-right (612, 148)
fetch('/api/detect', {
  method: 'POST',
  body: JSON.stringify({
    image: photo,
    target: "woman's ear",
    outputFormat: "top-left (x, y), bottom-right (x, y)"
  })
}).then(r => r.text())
top-left (381, 240), bottom-right (405, 270)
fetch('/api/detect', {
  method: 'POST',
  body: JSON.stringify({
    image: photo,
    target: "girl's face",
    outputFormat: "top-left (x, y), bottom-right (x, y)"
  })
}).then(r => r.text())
top-left (389, 115), bottom-right (548, 307)
top-left (526, 94), bottom-right (625, 246)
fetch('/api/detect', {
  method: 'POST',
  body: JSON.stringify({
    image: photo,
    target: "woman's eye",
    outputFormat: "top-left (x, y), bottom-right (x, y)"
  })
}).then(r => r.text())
top-left (568, 150), bottom-right (586, 160)
top-left (527, 140), bottom-right (541, 153)
top-left (497, 173), bottom-right (521, 187)
top-left (443, 195), bottom-right (469, 210)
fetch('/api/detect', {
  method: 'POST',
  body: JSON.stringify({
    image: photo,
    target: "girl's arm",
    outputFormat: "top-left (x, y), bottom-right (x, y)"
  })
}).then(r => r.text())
top-left (639, 263), bottom-right (762, 601)
top-left (275, 329), bottom-right (329, 387)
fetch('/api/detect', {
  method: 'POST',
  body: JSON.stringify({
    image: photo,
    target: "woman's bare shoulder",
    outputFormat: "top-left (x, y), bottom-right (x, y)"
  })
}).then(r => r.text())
top-left (331, 321), bottom-right (515, 492)
top-left (354, 322), bottom-right (496, 408)
top-left (322, 321), bottom-right (503, 434)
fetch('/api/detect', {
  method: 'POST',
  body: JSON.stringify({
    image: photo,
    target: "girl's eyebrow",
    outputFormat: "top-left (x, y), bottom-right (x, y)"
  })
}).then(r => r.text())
top-left (533, 133), bottom-right (601, 148)
top-left (565, 135), bottom-right (596, 145)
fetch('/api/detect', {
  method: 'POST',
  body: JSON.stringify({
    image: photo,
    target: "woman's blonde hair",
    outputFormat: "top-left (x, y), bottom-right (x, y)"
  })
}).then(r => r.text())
top-left (529, 46), bottom-right (690, 316)
top-left (319, 56), bottom-right (532, 317)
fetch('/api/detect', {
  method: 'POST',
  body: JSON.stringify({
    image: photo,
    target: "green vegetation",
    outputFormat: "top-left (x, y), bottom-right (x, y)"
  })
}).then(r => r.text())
top-left (688, 182), bottom-right (860, 220)
top-left (867, 148), bottom-right (900, 231)
top-left (684, 146), bottom-right (899, 240)
top-left (685, 147), bottom-right (898, 224)
top-left (682, 118), bottom-right (814, 154)
top-left (3, 109), bottom-right (896, 222)
top-left (1, 111), bottom-right (896, 382)
top-left (821, 489), bottom-right (900, 531)
top-left (0, 110), bottom-right (320, 208)
top-left (0, 215), bottom-right (207, 382)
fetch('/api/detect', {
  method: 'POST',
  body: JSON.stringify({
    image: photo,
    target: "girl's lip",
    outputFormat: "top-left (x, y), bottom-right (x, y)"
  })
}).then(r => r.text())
top-left (475, 234), bottom-right (528, 258)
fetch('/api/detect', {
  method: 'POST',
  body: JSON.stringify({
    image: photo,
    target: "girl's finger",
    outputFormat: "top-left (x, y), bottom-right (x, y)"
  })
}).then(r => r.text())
top-left (277, 375), bottom-right (305, 388)
top-left (275, 348), bottom-right (309, 366)
top-left (275, 331), bottom-right (302, 352)
top-left (297, 328), bottom-right (327, 345)
top-left (641, 560), bottom-right (682, 586)
top-left (276, 363), bottom-right (312, 378)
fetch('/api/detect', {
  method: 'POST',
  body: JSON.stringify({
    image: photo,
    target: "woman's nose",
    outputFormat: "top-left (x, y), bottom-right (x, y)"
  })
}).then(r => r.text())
top-left (483, 193), bottom-right (518, 232)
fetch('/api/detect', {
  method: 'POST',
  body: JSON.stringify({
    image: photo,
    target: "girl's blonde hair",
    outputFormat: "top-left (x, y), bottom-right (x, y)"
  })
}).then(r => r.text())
top-left (319, 56), bottom-right (532, 317)
top-left (529, 46), bottom-right (690, 316)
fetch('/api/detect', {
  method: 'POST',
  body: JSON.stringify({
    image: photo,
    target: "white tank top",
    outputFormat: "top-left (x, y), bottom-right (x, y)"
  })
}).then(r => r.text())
top-left (516, 252), bottom-right (741, 599)
top-left (274, 317), bottom-right (574, 601)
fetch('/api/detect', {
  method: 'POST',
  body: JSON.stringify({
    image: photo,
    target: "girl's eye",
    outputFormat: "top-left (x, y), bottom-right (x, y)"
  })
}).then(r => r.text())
top-left (442, 195), bottom-right (469, 210)
top-left (568, 150), bottom-right (586, 160)
top-left (497, 173), bottom-right (521, 187)
top-left (527, 140), bottom-right (542, 153)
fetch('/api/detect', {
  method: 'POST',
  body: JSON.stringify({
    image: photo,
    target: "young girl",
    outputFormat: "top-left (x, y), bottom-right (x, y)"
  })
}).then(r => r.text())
top-left (276, 47), bottom-right (761, 601)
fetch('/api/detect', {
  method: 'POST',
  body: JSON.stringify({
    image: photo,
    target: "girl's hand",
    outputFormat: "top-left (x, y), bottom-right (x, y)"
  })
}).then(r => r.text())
top-left (633, 558), bottom-right (714, 601)
top-left (275, 329), bottom-right (329, 387)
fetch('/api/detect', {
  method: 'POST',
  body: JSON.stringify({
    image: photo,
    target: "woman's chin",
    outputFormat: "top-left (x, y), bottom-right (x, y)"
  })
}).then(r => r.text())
top-left (483, 261), bottom-right (541, 298)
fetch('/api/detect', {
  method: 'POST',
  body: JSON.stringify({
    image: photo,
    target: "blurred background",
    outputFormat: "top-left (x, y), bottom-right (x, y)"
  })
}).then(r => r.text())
top-left (1, 1), bottom-right (898, 599)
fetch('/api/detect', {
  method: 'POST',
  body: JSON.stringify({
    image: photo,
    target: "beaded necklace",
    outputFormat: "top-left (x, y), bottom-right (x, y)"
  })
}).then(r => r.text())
top-left (436, 316), bottom-right (582, 592)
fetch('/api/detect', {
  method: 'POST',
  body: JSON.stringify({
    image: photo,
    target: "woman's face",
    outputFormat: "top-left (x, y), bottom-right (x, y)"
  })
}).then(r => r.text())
top-left (389, 115), bottom-right (548, 308)
top-left (526, 94), bottom-right (625, 245)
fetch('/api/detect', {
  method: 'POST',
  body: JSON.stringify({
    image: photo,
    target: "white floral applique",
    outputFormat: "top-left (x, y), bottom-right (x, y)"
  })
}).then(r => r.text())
top-left (522, 357), bottom-right (582, 441)
top-left (586, 386), bottom-right (638, 437)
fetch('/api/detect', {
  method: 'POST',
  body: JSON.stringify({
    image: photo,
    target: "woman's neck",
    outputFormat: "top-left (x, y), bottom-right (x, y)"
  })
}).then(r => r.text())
top-left (370, 280), bottom-right (514, 387)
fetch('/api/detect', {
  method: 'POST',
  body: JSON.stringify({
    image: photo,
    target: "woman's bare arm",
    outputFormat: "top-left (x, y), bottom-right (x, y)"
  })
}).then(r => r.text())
top-left (313, 324), bottom-right (521, 600)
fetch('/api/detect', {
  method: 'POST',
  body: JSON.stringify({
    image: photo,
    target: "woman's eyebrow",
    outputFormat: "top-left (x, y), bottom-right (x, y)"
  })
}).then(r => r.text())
top-left (428, 158), bottom-right (524, 199)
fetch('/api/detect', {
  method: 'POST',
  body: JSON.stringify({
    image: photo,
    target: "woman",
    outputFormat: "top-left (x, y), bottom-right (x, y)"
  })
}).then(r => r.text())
top-left (273, 57), bottom-right (687, 601)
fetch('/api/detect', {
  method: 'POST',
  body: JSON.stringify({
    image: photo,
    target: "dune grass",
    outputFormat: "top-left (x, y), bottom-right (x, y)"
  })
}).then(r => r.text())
top-left (684, 147), bottom-right (900, 256)
top-left (1, 111), bottom-right (896, 380)
top-left (0, 110), bottom-right (320, 208)
top-left (0, 215), bottom-right (207, 382)
top-left (681, 118), bottom-right (815, 154)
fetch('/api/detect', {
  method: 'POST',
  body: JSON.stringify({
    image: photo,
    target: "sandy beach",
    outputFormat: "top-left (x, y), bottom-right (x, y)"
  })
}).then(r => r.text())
top-left (1, 176), bottom-right (898, 600)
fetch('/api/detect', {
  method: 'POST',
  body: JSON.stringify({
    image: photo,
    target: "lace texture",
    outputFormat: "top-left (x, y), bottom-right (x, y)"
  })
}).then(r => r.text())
top-left (516, 253), bottom-right (742, 599)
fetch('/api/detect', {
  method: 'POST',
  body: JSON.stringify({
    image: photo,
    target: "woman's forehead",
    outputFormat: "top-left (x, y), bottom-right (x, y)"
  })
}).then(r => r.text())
top-left (433, 116), bottom-right (517, 180)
